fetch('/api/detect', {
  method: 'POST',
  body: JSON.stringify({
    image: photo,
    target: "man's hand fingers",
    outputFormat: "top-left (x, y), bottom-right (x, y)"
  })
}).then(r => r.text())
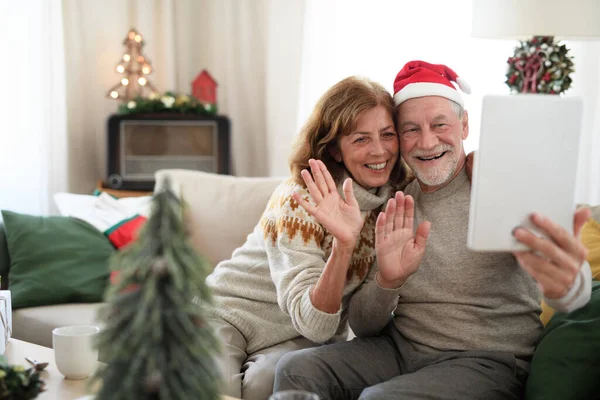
top-left (414, 221), bottom-right (430, 249)
top-left (574, 207), bottom-right (591, 238)
top-left (513, 228), bottom-right (581, 277)
top-left (375, 211), bottom-right (387, 247)
top-left (394, 192), bottom-right (405, 231)
top-left (514, 251), bottom-right (576, 299)
top-left (404, 195), bottom-right (415, 232)
top-left (528, 213), bottom-right (585, 260)
top-left (384, 198), bottom-right (396, 236)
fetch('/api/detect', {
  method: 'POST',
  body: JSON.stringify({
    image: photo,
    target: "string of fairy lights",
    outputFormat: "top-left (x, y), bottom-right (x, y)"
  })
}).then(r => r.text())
top-left (107, 29), bottom-right (159, 101)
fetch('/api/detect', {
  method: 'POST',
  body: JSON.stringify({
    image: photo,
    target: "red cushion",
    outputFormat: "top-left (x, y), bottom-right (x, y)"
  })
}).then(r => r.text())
top-left (104, 214), bottom-right (147, 249)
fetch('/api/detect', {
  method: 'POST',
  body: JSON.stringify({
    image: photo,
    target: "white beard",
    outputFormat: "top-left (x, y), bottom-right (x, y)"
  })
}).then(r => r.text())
top-left (407, 144), bottom-right (459, 187)
top-left (412, 161), bottom-right (456, 186)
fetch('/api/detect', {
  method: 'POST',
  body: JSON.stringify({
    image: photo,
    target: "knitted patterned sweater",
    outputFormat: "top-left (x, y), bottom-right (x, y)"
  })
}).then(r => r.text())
top-left (206, 177), bottom-right (392, 354)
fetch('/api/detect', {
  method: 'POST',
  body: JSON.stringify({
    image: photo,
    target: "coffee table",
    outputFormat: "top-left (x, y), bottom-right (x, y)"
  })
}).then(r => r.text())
top-left (4, 338), bottom-right (240, 400)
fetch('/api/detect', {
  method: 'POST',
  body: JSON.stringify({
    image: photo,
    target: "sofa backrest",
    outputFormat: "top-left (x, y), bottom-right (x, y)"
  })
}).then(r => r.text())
top-left (155, 169), bottom-right (284, 269)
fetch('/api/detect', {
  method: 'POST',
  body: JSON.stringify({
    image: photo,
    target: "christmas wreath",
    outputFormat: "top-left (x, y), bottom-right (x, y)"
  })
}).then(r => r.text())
top-left (506, 36), bottom-right (574, 94)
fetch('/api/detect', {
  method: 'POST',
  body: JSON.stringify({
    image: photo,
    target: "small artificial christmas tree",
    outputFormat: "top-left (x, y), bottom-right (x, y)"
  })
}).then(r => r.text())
top-left (93, 178), bottom-right (221, 400)
top-left (107, 28), bottom-right (159, 101)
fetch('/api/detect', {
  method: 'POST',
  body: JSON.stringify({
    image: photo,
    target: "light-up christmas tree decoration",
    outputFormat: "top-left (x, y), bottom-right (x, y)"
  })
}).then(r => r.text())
top-left (107, 29), bottom-right (159, 102)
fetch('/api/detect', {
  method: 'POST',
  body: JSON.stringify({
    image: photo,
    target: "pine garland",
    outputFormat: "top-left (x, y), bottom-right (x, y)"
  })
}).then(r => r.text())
top-left (506, 36), bottom-right (574, 94)
top-left (118, 92), bottom-right (218, 116)
top-left (93, 179), bottom-right (221, 400)
top-left (0, 357), bottom-right (45, 400)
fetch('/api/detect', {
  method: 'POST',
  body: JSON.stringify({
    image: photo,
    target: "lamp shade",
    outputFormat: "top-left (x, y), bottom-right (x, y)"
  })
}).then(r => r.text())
top-left (472, 0), bottom-right (600, 39)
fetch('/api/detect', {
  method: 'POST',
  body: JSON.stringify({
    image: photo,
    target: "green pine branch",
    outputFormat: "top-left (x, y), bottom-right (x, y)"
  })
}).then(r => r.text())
top-left (117, 92), bottom-right (218, 116)
top-left (0, 357), bottom-right (44, 400)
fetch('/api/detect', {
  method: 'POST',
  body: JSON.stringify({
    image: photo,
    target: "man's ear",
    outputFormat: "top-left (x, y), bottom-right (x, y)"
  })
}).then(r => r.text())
top-left (328, 145), bottom-right (342, 163)
top-left (461, 110), bottom-right (469, 140)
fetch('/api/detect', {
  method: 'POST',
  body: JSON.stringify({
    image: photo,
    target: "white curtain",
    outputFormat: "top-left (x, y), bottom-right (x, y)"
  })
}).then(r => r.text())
top-left (0, 0), bottom-right (305, 216)
top-left (298, 0), bottom-right (600, 205)
top-left (0, 0), bottom-right (68, 218)
top-left (2, 0), bottom-right (597, 217)
top-left (568, 41), bottom-right (600, 205)
top-left (62, 0), bottom-right (306, 195)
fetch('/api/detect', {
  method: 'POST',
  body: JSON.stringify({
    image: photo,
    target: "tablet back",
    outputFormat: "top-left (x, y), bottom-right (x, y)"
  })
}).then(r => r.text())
top-left (467, 94), bottom-right (583, 252)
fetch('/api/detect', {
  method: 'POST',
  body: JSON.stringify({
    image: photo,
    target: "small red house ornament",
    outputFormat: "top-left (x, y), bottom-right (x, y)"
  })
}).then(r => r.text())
top-left (192, 70), bottom-right (218, 112)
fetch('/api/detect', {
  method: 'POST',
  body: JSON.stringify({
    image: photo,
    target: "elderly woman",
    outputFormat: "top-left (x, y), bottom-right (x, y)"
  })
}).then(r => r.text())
top-left (206, 76), bottom-right (410, 399)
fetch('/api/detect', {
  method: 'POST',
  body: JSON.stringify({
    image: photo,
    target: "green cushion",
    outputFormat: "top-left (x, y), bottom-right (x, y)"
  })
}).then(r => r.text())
top-left (1, 211), bottom-right (115, 309)
top-left (525, 280), bottom-right (600, 400)
top-left (0, 222), bottom-right (10, 289)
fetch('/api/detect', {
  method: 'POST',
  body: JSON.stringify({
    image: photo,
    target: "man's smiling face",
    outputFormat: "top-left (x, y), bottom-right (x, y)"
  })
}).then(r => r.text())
top-left (397, 96), bottom-right (469, 192)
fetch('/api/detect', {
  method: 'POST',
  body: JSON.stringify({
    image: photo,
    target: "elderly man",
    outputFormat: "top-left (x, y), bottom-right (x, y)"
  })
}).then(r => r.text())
top-left (273, 60), bottom-right (592, 400)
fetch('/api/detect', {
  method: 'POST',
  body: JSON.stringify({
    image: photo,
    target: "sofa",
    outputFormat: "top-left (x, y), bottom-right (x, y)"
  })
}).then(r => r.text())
top-left (1, 169), bottom-right (599, 399)
top-left (0, 169), bottom-right (284, 349)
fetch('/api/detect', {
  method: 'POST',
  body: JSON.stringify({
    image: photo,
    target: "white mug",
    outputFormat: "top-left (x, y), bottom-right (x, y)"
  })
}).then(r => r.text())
top-left (269, 391), bottom-right (320, 400)
top-left (52, 325), bottom-right (100, 380)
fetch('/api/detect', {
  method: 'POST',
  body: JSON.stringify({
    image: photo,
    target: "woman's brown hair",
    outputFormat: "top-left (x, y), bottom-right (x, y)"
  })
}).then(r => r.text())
top-left (289, 76), bottom-right (408, 187)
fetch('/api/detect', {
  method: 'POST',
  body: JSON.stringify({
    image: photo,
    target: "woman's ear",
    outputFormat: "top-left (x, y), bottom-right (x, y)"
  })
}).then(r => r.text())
top-left (328, 146), bottom-right (342, 163)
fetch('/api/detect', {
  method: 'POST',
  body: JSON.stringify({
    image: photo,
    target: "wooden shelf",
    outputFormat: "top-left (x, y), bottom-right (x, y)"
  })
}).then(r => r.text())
top-left (96, 180), bottom-right (153, 198)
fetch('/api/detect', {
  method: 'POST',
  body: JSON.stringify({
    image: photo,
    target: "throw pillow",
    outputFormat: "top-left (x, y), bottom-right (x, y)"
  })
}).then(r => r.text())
top-left (54, 192), bottom-right (150, 248)
top-left (54, 192), bottom-right (152, 219)
top-left (105, 214), bottom-right (147, 249)
top-left (0, 223), bottom-right (10, 288)
top-left (1, 210), bottom-right (115, 309)
top-left (525, 281), bottom-right (600, 400)
top-left (581, 217), bottom-right (600, 279)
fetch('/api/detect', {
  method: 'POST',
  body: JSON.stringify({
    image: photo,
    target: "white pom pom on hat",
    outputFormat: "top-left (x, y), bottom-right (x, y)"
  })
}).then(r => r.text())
top-left (393, 60), bottom-right (471, 107)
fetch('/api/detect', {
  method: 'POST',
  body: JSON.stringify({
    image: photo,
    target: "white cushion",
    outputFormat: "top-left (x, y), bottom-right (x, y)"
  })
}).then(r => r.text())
top-left (54, 193), bottom-right (152, 218)
top-left (155, 170), bottom-right (284, 268)
top-left (54, 193), bottom-right (97, 215)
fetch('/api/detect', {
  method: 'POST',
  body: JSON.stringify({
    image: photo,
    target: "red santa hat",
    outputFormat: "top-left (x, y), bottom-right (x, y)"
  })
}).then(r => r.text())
top-left (393, 60), bottom-right (471, 107)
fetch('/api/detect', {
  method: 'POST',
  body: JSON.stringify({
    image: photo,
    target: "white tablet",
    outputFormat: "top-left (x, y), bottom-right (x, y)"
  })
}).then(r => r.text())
top-left (467, 94), bottom-right (583, 252)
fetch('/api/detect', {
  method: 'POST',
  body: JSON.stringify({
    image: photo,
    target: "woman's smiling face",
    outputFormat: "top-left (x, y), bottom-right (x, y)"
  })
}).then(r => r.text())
top-left (331, 104), bottom-right (399, 190)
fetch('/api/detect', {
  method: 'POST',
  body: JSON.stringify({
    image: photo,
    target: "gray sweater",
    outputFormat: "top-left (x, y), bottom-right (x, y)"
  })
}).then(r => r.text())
top-left (349, 167), bottom-right (591, 359)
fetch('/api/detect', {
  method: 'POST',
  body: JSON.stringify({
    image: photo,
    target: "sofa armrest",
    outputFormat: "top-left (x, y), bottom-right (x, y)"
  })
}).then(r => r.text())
top-left (0, 222), bottom-right (10, 290)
